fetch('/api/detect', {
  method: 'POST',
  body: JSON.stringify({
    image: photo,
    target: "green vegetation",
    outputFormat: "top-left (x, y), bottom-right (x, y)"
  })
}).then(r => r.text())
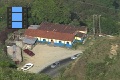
top-left (0, 0), bottom-right (120, 34)
top-left (0, 45), bottom-right (52, 80)
top-left (72, 41), bottom-right (83, 50)
top-left (56, 37), bottom-right (120, 80)
top-left (0, 0), bottom-right (120, 80)
top-left (0, 68), bottom-right (51, 80)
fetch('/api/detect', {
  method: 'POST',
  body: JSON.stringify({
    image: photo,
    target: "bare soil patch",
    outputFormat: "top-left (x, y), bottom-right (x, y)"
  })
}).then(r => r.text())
top-left (21, 44), bottom-right (82, 73)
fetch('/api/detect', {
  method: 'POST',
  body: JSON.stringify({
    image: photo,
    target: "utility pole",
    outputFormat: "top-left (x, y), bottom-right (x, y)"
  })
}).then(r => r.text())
top-left (94, 14), bottom-right (98, 36)
top-left (99, 15), bottom-right (101, 34)
top-left (93, 14), bottom-right (101, 37)
top-left (93, 15), bottom-right (95, 35)
top-left (0, 16), bottom-right (2, 21)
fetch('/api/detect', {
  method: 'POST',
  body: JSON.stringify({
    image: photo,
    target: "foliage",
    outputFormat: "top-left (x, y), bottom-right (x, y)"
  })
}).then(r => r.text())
top-left (0, 0), bottom-right (120, 80)
top-left (31, 0), bottom-right (70, 24)
top-left (0, 44), bottom-right (52, 80)
top-left (56, 37), bottom-right (120, 80)
top-left (86, 62), bottom-right (107, 80)
top-left (0, 0), bottom-right (120, 34)
top-left (100, 17), bottom-right (120, 35)
top-left (0, 67), bottom-right (52, 80)
top-left (72, 41), bottom-right (83, 50)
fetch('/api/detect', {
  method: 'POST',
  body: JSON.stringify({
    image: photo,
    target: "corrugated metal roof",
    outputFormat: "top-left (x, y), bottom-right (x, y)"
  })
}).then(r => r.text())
top-left (23, 37), bottom-right (37, 45)
top-left (39, 22), bottom-right (87, 34)
top-left (28, 25), bottom-right (40, 29)
top-left (28, 27), bottom-right (38, 29)
top-left (24, 29), bottom-right (75, 41)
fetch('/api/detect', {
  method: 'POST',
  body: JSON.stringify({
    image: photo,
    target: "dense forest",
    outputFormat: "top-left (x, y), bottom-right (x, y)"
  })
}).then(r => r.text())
top-left (0, 0), bottom-right (120, 34)
top-left (0, 0), bottom-right (120, 80)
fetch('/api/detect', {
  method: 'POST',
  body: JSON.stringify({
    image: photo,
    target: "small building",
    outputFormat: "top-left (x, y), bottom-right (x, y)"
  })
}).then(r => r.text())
top-left (22, 37), bottom-right (37, 49)
top-left (75, 33), bottom-right (86, 42)
top-left (39, 22), bottom-right (87, 34)
top-left (39, 22), bottom-right (87, 42)
top-left (7, 45), bottom-right (22, 64)
top-left (24, 22), bottom-right (87, 48)
top-left (24, 29), bottom-right (75, 48)
top-left (28, 25), bottom-right (40, 29)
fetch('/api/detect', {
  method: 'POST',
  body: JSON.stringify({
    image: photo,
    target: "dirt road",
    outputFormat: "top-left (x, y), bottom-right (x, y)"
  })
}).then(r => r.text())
top-left (22, 44), bottom-right (82, 73)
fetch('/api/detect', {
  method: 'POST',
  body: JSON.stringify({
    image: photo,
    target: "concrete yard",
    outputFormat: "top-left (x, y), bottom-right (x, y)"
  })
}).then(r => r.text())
top-left (21, 44), bottom-right (82, 73)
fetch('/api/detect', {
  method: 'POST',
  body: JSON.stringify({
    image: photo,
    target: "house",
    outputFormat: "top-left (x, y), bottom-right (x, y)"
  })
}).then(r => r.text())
top-left (39, 22), bottom-right (87, 34)
top-left (39, 22), bottom-right (87, 42)
top-left (24, 29), bottom-right (75, 48)
top-left (7, 45), bottom-right (22, 64)
top-left (24, 22), bottom-right (87, 48)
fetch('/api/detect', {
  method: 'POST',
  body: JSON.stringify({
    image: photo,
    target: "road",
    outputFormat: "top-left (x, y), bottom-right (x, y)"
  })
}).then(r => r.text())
top-left (25, 44), bottom-right (82, 73)
top-left (40, 57), bottom-right (74, 78)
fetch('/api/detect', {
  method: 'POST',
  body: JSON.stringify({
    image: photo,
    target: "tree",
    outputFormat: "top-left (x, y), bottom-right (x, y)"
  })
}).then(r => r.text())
top-left (31, 0), bottom-right (71, 24)
top-left (69, 19), bottom-right (80, 26)
top-left (101, 17), bottom-right (119, 35)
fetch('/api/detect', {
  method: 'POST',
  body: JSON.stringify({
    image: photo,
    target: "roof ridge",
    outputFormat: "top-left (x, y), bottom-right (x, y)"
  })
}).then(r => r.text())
top-left (24, 29), bottom-right (75, 41)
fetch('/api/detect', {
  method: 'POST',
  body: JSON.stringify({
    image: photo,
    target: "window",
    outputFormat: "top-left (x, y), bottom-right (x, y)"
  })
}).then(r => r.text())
top-left (51, 40), bottom-right (54, 43)
top-left (43, 39), bottom-right (46, 41)
top-left (59, 41), bottom-right (61, 43)
top-left (67, 42), bottom-right (69, 44)
top-left (51, 39), bottom-right (53, 42)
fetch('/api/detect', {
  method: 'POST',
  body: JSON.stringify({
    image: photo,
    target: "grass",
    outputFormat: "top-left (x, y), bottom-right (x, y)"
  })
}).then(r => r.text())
top-left (0, 21), bottom-right (6, 31)
top-left (54, 37), bottom-right (120, 80)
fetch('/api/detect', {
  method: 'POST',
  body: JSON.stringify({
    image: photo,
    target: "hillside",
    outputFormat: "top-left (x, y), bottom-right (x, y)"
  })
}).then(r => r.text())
top-left (0, 0), bottom-right (120, 80)
top-left (0, 0), bottom-right (120, 34)
top-left (56, 36), bottom-right (120, 80)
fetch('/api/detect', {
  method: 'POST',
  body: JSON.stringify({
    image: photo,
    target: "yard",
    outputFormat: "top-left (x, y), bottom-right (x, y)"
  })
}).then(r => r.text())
top-left (20, 44), bottom-right (82, 73)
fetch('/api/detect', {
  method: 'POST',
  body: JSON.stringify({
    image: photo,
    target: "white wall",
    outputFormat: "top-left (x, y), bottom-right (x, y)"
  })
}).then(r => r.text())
top-left (33, 36), bottom-right (72, 45)
top-left (79, 31), bottom-right (87, 34)
top-left (75, 37), bottom-right (82, 40)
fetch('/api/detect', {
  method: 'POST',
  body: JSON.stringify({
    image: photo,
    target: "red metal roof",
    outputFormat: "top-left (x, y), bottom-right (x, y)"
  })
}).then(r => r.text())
top-left (39, 22), bottom-right (87, 34)
top-left (23, 49), bottom-right (35, 56)
top-left (24, 29), bottom-right (75, 41)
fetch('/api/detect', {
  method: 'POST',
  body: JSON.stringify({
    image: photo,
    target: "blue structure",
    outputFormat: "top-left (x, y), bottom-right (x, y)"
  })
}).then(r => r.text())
top-left (12, 22), bottom-right (22, 28)
top-left (11, 7), bottom-right (22, 28)
top-left (7, 6), bottom-right (28, 29)
top-left (54, 41), bottom-right (65, 47)
top-left (65, 43), bottom-right (72, 48)
top-left (12, 7), bottom-right (22, 12)
top-left (12, 13), bottom-right (22, 21)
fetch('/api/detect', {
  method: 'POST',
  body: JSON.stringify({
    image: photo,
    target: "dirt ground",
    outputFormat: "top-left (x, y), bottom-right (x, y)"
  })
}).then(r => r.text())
top-left (20, 44), bottom-right (82, 73)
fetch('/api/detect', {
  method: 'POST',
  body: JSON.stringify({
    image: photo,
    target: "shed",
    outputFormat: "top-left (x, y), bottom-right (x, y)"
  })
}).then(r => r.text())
top-left (7, 45), bottom-right (22, 62)
top-left (23, 37), bottom-right (37, 45)
top-left (28, 25), bottom-right (40, 29)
